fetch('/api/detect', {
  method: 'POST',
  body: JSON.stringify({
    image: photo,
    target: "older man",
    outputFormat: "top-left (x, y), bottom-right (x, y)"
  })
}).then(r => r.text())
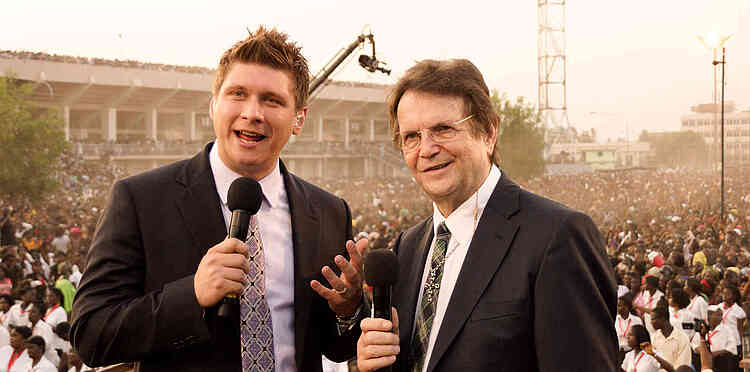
top-left (357, 59), bottom-right (617, 371)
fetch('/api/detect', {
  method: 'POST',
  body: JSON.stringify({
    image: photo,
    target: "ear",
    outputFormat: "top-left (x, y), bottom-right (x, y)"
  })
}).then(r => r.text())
top-left (485, 122), bottom-right (499, 156)
top-left (292, 107), bottom-right (308, 136)
top-left (209, 96), bottom-right (215, 121)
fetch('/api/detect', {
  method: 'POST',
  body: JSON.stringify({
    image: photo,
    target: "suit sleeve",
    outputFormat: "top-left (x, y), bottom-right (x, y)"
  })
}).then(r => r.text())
top-left (533, 212), bottom-right (618, 371)
top-left (70, 179), bottom-right (211, 367)
top-left (318, 197), bottom-right (364, 362)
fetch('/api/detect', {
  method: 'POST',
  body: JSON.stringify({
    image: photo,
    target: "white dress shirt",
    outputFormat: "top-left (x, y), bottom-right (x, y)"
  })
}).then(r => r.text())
top-left (210, 144), bottom-right (296, 372)
top-left (0, 346), bottom-right (31, 372)
top-left (615, 313), bottom-right (643, 351)
top-left (414, 165), bottom-right (500, 372)
top-left (651, 327), bottom-right (692, 370)
top-left (621, 350), bottom-right (661, 372)
top-left (688, 295), bottom-right (708, 322)
top-left (709, 302), bottom-right (746, 347)
top-left (20, 357), bottom-right (56, 372)
top-left (43, 305), bottom-right (66, 328)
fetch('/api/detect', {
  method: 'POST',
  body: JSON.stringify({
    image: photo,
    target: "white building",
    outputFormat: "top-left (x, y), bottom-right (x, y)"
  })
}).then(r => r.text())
top-left (680, 102), bottom-right (750, 166)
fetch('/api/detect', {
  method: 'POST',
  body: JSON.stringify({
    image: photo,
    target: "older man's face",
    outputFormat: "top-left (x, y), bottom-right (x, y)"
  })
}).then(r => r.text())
top-left (396, 91), bottom-right (496, 215)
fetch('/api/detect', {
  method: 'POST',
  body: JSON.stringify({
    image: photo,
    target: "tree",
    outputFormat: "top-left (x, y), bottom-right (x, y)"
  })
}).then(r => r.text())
top-left (491, 90), bottom-right (545, 180)
top-left (0, 75), bottom-right (69, 200)
top-left (639, 130), bottom-right (708, 169)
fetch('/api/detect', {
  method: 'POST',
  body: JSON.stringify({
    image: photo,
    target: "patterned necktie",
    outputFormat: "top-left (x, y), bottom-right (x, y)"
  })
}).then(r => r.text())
top-left (410, 222), bottom-right (450, 372)
top-left (240, 215), bottom-right (275, 371)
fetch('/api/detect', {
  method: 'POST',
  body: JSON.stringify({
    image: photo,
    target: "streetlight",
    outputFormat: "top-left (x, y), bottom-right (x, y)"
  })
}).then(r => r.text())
top-left (698, 32), bottom-right (731, 224)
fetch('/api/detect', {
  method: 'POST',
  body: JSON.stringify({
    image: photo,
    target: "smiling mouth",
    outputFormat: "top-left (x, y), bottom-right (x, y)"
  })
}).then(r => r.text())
top-left (234, 130), bottom-right (266, 144)
top-left (423, 162), bottom-right (452, 172)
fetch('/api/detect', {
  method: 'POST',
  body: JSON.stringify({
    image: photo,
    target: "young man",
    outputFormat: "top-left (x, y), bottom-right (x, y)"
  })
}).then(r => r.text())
top-left (357, 59), bottom-right (617, 371)
top-left (650, 306), bottom-right (692, 370)
top-left (71, 27), bottom-right (366, 372)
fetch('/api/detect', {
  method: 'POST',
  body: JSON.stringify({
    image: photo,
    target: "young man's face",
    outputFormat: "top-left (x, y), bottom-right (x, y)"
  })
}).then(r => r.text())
top-left (210, 62), bottom-right (306, 180)
top-left (396, 91), bottom-right (496, 214)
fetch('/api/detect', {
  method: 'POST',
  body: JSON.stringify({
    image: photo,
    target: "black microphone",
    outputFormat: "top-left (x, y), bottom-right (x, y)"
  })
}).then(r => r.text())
top-left (364, 249), bottom-right (399, 320)
top-left (217, 177), bottom-right (263, 318)
top-left (364, 250), bottom-right (399, 372)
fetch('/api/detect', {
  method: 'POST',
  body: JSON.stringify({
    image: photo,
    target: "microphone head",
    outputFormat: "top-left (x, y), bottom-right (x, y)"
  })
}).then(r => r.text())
top-left (364, 249), bottom-right (399, 287)
top-left (227, 177), bottom-right (263, 214)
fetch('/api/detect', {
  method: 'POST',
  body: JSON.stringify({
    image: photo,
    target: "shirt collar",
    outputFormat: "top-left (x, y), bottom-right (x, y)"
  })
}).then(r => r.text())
top-left (432, 165), bottom-right (501, 249)
top-left (209, 142), bottom-right (281, 209)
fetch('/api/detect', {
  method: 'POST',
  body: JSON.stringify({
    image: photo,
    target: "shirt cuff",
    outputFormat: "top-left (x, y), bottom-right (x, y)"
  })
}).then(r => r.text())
top-left (335, 300), bottom-right (364, 336)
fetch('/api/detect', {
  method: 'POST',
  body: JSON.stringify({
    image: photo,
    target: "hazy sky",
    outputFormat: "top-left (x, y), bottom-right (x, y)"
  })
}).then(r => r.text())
top-left (2, 0), bottom-right (749, 142)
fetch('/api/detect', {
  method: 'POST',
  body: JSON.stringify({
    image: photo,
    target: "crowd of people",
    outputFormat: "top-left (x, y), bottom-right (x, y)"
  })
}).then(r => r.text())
top-left (2, 143), bottom-right (749, 371)
top-left (0, 150), bottom-right (125, 371)
top-left (0, 50), bottom-right (214, 74)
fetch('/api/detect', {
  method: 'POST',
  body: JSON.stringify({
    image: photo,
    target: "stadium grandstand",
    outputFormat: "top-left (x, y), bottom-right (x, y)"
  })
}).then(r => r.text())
top-left (0, 50), bottom-right (407, 178)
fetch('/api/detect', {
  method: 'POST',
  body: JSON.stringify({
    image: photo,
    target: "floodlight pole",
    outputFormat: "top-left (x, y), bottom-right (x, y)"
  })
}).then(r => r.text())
top-left (713, 48), bottom-right (726, 224)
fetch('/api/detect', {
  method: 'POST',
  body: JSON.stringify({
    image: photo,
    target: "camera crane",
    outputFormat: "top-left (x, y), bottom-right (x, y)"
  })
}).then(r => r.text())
top-left (309, 28), bottom-right (391, 96)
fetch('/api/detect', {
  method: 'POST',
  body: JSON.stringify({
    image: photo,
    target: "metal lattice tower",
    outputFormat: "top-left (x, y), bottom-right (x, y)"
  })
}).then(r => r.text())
top-left (538, 0), bottom-right (571, 150)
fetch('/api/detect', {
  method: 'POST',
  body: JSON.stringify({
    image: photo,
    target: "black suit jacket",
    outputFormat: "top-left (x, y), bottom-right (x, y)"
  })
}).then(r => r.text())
top-left (70, 142), bottom-right (360, 372)
top-left (392, 173), bottom-right (618, 371)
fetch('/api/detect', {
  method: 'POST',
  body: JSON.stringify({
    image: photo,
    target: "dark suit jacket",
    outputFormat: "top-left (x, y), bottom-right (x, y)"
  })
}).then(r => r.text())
top-left (70, 142), bottom-right (360, 372)
top-left (392, 173), bottom-right (618, 371)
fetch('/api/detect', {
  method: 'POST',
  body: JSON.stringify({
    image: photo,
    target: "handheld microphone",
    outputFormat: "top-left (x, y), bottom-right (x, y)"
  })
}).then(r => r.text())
top-left (364, 249), bottom-right (399, 320)
top-left (364, 250), bottom-right (399, 372)
top-left (217, 177), bottom-right (263, 318)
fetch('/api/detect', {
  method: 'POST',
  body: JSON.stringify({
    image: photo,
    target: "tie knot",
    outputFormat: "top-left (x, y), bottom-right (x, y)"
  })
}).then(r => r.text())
top-left (437, 222), bottom-right (450, 238)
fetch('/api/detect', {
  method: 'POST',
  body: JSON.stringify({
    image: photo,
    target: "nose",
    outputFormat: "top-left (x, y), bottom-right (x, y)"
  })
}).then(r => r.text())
top-left (418, 132), bottom-right (441, 158)
top-left (240, 96), bottom-right (264, 122)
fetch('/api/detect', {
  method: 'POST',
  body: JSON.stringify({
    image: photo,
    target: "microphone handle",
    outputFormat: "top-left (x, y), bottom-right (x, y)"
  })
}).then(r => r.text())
top-left (372, 286), bottom-right (393, 372)
top-left (372, 286), bottom-right (392, 320)
top-left (218, 210), bottom-right (250, 318)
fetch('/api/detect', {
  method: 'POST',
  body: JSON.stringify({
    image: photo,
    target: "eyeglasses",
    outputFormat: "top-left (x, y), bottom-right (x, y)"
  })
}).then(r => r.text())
top-left (399, 114), bottom-right (473, 152)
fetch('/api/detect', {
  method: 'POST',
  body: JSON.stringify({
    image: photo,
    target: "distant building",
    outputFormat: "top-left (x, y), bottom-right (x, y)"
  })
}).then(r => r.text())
top-left (0, 51), bottom-right (408, 179)
top-left (547, 141), bottom-right (650, 172)
top-left (680, 102), bottom-right (750, 166)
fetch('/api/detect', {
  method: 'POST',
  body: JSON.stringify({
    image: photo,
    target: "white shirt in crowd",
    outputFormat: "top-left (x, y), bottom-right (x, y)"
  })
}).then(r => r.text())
top-left (42, 305), bottom-right (66, 328)
top-left (0, 327), bottom-right (8, 349)
top-left (642, 289), bottom-right (664, 337)
top-left (669, 307), bottom-right (697, 340)
top-left (50, 235), bottom-right (70, 254)
top-left (30, 321), bottom-right (57, 368)
top-left (210, 145), bottom-right (295, 372)
top-left (43, 333), bottom-right (70, 368)
top-left (416, 165), bottom-right (500, 372)
top-left (0, 345), bottom-right (31, 372)
top-left (651, 327), bottom-right (692, 370)
top-left (618, 285), bottom-right (629, 298)
top-left (22, 357), bottom-right (56, 372)
top-left (688, 295), bottom-right (708, 322)
top-left (709, 302), bottom-right (746, 347)
top-left (621, 350), bottom-right (662, 372)
top-left (66, 365), bottom-right (94, 372)
top-left (6, 304), bottom-right (31, 329)
top-left (691, 323), bottom-right (737, 356)
top-left (68, 266), bottom-right (82, 288)
top-left (615, 313), bottom-right (643, 351)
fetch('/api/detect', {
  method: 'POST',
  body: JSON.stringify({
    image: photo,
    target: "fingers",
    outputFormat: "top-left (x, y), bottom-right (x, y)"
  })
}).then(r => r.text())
top-left (391, 307), bottom-right (400, 336)
top-left (361, 317), bottom-right (394, 332)
top-left (212, 237), bottom-right (249, 257)
top-left (310, 279), bottom-right (336, 301)
top-left (194, 239), bottom-right (252, 307)
top-left (357, 314), bottom-right (400, 372)
top-left (321, 265), bottom-right (347, 293)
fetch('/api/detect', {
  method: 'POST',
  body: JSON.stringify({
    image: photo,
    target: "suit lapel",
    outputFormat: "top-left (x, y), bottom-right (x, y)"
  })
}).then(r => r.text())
top-left (280, 161), bottom-right (321, 370)
top-left (398, 218), bottom-right (434, 353)
top-left (175, 143), bottom-right (227, 261)
top-left (426, 174), bottom-right (521, 372)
